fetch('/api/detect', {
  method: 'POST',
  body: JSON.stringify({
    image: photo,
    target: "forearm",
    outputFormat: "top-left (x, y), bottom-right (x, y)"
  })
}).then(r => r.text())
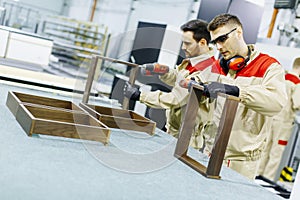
top-left (159, 69), bottom-right (178, 86)
top-left (140, 86), bottom-right (189, 109)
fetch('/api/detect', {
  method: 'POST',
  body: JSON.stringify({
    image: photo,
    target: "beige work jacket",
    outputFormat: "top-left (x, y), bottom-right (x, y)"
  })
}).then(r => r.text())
top-left (213, 45), bottom-right (288, 161)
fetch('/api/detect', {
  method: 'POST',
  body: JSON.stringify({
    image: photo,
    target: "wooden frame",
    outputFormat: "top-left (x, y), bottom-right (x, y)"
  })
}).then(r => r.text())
top-left (79, 103), bottom-right (156, 135)
top-left (6, 91), bottom-right (110, 145)
top-left (82, 55), bottom-right (139, 109)
top-left (174, 84), bottom-right (240, 179)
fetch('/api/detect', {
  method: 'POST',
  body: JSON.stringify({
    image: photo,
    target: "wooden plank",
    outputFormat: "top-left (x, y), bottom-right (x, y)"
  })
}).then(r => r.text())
top-left (178, 155), bottom-right (209, 178)
top-left (206, 98), bottom-right (239, 178)
top-left (32, 119), bottom-right (110, 145)
top-left (15, 104), bottom-right (34, 136)
top-left (122, 66), bottom-right (139, 110)
top-left (174, 84), bottom-right (240, 179)
top-left (80, 103), bottom-right (156, 135)
top-left (82, 55), bottom-right (98, 104)
top-left (6, 91), bottom-right (21, 117)
top-left (88, 103), bottom-right (150, 121)
top-left (11, 91), bottom-right (82, 111)
top-left (174, 85), bottom-right (204, 157)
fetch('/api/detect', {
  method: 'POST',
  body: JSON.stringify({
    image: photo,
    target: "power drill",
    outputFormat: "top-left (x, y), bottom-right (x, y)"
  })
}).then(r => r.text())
top-left (140, 63), bottom-right (169, 76)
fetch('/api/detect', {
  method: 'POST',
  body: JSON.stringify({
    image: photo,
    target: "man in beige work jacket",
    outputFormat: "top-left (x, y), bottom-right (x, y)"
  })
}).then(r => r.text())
top-left (187, 14), bottom-right (287, 179)
top-left (258, 57), bottom-right (300, 181)
top-left (123, 19), bottom-right (216, 149)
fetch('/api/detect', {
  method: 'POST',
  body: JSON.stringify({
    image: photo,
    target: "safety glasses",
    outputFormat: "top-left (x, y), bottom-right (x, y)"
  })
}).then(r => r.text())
top-left (210, 28), bottom-right (237, 45)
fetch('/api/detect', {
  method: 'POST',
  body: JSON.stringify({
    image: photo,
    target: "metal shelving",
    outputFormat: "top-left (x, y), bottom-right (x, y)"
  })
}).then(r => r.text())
top-left (41, 15), bottom-right (109, 69)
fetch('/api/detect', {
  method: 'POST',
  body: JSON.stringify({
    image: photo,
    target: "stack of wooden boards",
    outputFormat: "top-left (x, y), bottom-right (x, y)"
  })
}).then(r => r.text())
top-left (6, 91), bottom-right (156, 145)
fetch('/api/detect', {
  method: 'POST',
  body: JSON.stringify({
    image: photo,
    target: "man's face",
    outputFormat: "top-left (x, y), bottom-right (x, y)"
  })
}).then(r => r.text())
top-left (181, 31), bottom-right (201, 58)
top-left (210, 26), bottom-right (239, 60)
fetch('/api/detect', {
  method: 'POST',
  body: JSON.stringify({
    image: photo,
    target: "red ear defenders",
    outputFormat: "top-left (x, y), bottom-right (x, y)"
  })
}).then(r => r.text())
top-left (220, 46), bottom-right (251, 72)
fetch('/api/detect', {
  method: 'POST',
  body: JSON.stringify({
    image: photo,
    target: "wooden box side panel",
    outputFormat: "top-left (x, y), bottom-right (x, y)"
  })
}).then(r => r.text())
top-left (90, 104), bottom-right (148, 121)
top-left (6, 91), bottom-right (21, 117)
top-left (25, 105), bottom-right (87, 124)
top-left (15, 104), bottom-right (34, 136)
top-left (128, 111), bottom-right (150, 121)
top-left (32, 120), bottom-right (110, 144)
top-left (100, 116), bottom-right (156, 135)
top-left (13, 91), bottom-right (81, 111)
top-left (24, 104), bottom-right (108, 129)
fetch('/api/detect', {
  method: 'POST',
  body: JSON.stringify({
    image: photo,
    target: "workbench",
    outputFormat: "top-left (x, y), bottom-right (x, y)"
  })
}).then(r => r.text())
top-left (0, 81), bottom-right (283, 200)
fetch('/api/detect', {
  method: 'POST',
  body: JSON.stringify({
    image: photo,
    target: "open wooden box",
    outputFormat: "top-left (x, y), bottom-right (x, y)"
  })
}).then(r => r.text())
top-left (6, 91), bottom-right (110, 144)
top-left (79, 103), bottom-right (156, 135)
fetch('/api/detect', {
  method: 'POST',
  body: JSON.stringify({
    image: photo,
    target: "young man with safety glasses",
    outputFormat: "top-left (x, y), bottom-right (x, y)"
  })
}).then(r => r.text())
top-left (185, 13), bottom-right (288, 179)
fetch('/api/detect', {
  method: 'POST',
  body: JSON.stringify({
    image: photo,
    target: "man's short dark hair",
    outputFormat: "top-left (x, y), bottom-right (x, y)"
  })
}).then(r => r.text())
top-left (180, 19), bottom-right (210, 43)
top-left (208, 13), bottom-right (243, 31)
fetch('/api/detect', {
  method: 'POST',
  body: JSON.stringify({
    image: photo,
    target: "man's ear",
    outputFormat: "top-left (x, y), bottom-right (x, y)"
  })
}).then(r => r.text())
top-left (236, 27), bottom-right (243, 38)
top-left (198, 38), bottom-right (207, 46)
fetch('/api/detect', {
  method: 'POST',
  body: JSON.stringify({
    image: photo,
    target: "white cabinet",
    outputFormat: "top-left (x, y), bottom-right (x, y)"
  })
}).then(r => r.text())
top-left (0, 26), bottom-right (53, 66)
top-left (6, 33), bottom-right (53, 66)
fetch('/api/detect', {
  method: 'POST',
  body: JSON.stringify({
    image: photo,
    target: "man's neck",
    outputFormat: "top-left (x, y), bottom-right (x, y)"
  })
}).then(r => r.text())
top-left (239, 44), bottom-right (249, 58)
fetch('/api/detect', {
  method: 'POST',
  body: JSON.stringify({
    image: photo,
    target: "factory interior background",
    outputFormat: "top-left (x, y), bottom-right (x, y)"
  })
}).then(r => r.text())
top-left (1, 0), bottom-right (300, 199)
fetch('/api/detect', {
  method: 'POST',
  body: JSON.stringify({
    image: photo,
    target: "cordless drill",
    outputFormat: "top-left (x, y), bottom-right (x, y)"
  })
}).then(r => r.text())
top-left (140, 63), bottom-right (169, 76)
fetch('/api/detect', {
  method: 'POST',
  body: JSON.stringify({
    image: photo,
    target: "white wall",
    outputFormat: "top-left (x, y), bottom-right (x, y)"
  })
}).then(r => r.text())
top-left (67, 0), bottom-right (92, 21)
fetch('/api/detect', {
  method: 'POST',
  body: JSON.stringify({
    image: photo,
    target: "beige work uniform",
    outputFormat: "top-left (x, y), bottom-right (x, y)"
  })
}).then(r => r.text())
top-left (210, 45), bottom-right (287, 179)
top-left (139, 50), bottom-right (215, 149)
top-left (258, 71), bottom-right (300, 181)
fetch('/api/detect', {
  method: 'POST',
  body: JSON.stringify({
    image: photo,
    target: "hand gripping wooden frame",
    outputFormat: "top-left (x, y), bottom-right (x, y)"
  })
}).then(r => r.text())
top-left (174, 84), bottom-right (240, 179)
top-left (82, 55), bottom-right (139, 110)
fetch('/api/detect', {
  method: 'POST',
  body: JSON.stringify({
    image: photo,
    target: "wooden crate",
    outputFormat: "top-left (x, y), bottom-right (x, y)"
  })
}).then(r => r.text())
top-left (79, 103), bottom-right (156, 135)
top-left (6, 91), bottom-right (82, 117)
top-left (6, 91), bottom-right (110, 145)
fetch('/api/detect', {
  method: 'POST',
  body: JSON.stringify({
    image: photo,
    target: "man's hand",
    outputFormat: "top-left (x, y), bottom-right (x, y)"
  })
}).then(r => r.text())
top-left (203, 82), bottom-right (239, 98)
top-left (140, 63), bottom-right (169, 76)
top-left (123, 82), bottom-right (141, 100)
top-left (179, 78), bottom-right (202, 92)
